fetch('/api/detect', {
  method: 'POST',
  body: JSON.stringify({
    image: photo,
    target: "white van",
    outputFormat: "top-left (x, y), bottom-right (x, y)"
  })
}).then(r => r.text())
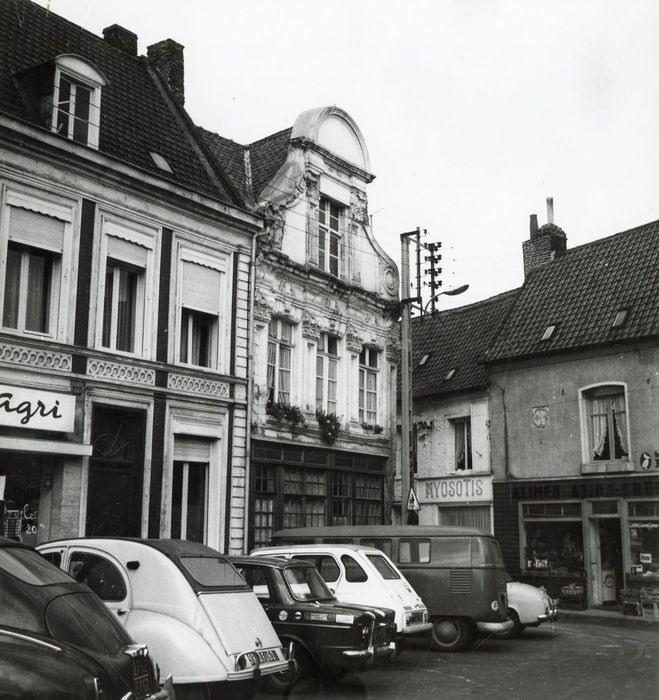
top-left (251, 543), bottom-right (432, 644)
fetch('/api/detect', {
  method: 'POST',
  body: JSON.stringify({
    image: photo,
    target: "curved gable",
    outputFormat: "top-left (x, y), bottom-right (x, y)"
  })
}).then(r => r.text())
top-left (291, 106), bottom-right (370, 171)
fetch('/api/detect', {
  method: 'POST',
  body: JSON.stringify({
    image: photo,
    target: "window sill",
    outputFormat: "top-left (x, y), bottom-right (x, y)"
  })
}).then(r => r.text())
top-left (581, 460), bottom-right (634, 475)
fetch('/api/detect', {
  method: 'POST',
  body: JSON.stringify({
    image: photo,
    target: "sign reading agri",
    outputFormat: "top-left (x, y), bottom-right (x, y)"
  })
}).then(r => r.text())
top-left (0, 384), bottom-right (75, 432)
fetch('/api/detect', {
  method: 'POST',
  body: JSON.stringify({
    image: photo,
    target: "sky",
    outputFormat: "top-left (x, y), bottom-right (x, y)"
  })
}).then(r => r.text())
top-left (37, 0), bottom-right (659, 309)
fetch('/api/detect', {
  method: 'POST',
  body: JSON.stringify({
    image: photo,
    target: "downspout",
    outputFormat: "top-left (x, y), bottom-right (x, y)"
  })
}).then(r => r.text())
top-left (243, 231), bottom-right (258, 554)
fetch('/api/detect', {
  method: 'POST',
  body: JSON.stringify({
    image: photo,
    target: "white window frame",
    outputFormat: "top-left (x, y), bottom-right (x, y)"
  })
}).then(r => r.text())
top-left (358, 347), bottom-right (379, 425)
top-left (0, 187), bottom-right (75, 342)
top-left (579, 382), bottom-right (631, 464)
top-left (174, 243), bottom-right (228, 372)
top-left (267, 318), bottom-right (294, 405)
top-left (94, 213), bottom-right (157, 359)
top-left (51, 55), bottom-right (106, 149)
top-left (318, 197), bottom-right (343, 277)
top-left (316, 333), bottom-right (339, 413)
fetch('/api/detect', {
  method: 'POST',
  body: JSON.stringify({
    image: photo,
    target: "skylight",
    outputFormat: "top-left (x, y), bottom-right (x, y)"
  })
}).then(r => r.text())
top-left (419, 353), bottom-right (431, 367)
top-left (445, 368), bottom-right (456, 380)
top-left (150, 151), bottom-right (173, 173)
top-left (540, 324), bottom-right (556, 341)
top-left (612, 309), bottom-right (628, 328)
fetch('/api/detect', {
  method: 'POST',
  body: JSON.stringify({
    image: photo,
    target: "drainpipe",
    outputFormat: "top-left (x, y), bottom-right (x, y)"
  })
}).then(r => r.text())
top-left (243, 232), bottom-right (258, 554)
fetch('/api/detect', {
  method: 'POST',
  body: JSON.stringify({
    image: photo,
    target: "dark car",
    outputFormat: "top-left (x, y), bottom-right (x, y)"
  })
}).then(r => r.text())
top-left (0, 537), bottom-right (171, 700)
top-left (228, 555), bottom-right (395, 692)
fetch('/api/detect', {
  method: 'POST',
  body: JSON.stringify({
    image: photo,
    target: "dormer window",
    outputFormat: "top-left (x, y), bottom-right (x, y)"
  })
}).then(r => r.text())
top-left (611, 309), bottom-right (628, 328)
top-left (540, 324), bottom-right (556, 341)
top-left (318, 197), bottom-right (342, 276)
top-left (19, 55), bottom-right (106, 149)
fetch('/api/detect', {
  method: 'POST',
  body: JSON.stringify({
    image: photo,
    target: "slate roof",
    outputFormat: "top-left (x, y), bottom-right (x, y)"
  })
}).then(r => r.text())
top-left (0, 0), bottom-right (238, 204)
top-left (200, 126), bottom-right (292, 205)
top-left (410, 290), bottom-right (519, 399)
top-left (486, 219), bottom-right (659, 362)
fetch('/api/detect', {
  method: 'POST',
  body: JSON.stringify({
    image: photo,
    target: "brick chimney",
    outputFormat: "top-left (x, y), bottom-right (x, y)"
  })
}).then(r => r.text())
top-left (103, 25), bottom-right (138, 56)
top-left (522, 197), bottom-right (567, 278)
top-left (147, 39), bottom-right (185, 106)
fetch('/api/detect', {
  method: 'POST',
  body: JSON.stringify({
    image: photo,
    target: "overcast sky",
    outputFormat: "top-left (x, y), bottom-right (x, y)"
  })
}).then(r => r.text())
top-left (39, 0), bottom-right (659, 308)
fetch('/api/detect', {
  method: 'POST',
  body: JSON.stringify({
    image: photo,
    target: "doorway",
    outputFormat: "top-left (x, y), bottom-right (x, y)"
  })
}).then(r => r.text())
top-left (588, 516), bottom-right (622, 607)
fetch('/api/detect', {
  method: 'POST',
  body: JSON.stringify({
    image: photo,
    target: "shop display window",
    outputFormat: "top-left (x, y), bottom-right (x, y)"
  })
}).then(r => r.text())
top-left (628, 501), bottom-right (659, 581)
top-left (522, 503), bottom-right (584, 574)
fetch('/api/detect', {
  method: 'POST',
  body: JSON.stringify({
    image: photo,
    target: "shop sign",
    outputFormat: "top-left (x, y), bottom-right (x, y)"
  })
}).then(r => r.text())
top-left (510, 478), bottom-right (659, 500)
top-left (0, 384), bottom-right (75, 432)
top-left (418, 475), bottom-right (492, 504)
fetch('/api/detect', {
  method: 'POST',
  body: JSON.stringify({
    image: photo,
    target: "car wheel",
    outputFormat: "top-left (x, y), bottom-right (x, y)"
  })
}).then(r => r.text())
top-left (495, 608), bottom-right (524, 639)
top-left (263, 642), bottom-right (313, 693)
top-left (428, 617), bottom-right (476, 652)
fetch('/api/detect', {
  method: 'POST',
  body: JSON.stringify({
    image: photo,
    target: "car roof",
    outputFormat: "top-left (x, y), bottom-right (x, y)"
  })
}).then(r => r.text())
top-left (0, 537), bottom-right (32, 550)
top-left (254, 543), bottom-right (384, 555)
top-left (39, 536), bottom-right (221, 558)
top-left (228, 555), bottom-right (316, 569)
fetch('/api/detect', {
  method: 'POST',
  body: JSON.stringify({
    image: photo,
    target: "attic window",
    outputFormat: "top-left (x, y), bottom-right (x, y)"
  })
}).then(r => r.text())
top-left (150, 152), bottom-right (173, 173)
top-left (445, 368), bottom-right (456, 380)
top-left (419, 353), bottom-right (431, 367)
top-left (541, 324), bottom-right (556, 341)
top-left (611, 309), bottom-right (628, 328)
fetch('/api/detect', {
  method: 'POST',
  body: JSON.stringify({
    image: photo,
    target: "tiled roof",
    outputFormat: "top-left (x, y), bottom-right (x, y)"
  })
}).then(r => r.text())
top-left (486, 219), bottom-right (659, 362)
top-left (410, 290), bottom-right (519, 399)
top-left (199, 125), bottom-right (292, 204)
top-left (0, 0), bottom-right (237, 204)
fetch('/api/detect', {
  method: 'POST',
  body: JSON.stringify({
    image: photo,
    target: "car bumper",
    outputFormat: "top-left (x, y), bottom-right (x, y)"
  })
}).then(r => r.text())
top-left (477, 619), bottom-right (514, 634)
top-left (226, 659), bottom-right (290, 681)
top-left (340, 642), bottom-right (395, 666)
top-left (538, 605), bottom-right (559, 623)
top-left (402, 621), bottom-right (433, 635)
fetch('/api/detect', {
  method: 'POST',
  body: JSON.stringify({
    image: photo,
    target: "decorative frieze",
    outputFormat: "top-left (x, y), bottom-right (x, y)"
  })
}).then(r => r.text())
top-left (168, 373), bottom-right (230, 398)
top-left (0, 342), bottom-right (72, 372)
top-left (345, 324), bottom-right (363, 353)
top-left (87, 359), bottom-right (155, 385)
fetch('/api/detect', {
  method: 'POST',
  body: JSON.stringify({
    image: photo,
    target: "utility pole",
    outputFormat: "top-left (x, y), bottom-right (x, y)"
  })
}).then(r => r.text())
top-left (400, 229), bottom-right (421, 525)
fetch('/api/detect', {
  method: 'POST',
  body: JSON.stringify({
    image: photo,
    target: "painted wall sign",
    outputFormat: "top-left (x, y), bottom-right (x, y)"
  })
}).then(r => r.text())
top-left (418, 475), bottom-right (493, 503)
top-left (0, 384), bottom-right (75, 432)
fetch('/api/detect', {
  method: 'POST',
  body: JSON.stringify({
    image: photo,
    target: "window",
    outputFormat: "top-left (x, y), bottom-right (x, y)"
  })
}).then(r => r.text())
top-left (453, 417), bottom-right (472, 471)
top-left (318, 198), bottom-right (342, 276)
top-left (583, 385), bottom-right (629, 461)
top-left (253, 464), bottom-right (275, 548)
top-left (399, 539), bottom-right (431, 564)
top-left (171, 436), bottom-right (211, 543)
top-left (358, 347), bottom-right (379, 425)
top-left (316, 333), bottom-right (338, 413)
top-left (69, 552), bottom-right (126, 602)
top-left (341, 554), bottom-right (368, 583)
top-left (97, 218), bottom-right (156, 358)
top-left (1, 203), bottom-right (67, 338)
top-left (267, 319), bottom-right (293, 404)
top-left (283, 468), bottom-right (326, 528)
top-left (177, 248), bottom-right (226, 370)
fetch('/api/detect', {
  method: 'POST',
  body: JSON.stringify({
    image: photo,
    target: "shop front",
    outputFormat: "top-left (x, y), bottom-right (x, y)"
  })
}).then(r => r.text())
top-left (416, 474), bottom-right (493, 532)
top-left (493, 475), bottom-right (659, 610)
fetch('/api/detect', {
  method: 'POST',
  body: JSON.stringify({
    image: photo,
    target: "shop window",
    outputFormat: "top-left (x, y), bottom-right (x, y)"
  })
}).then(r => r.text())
top-left (317, 197), bottom-right (342, 276)
top-left (97, 218), bottom-right (156, 358)
top-left (267, 318), bottom-right (294, 404)
top-left (354, 475), bottom-right (382, 524)
top-left (358, 347), bottom-right (379, 425)
top-left (282, 468), bottom-right (326, 528)
top-left (1, 202), bottom-right (70, 339)
top-left (523, 515), bottom-right (584, 574)
top-left (582, 385), bottom-right (629, 462)
top-left (253, 464), bottom-right (275, 548)
top-left (316, 333), bottom-right (338, 413)
top-left (628, 502), bottom-right (659, 577)
top-left (452, 417), bottom-right (472, 471)
top-left (439, 505), bottom-right (490, 532)
top-left (177, 249), bottom-right (226, 370)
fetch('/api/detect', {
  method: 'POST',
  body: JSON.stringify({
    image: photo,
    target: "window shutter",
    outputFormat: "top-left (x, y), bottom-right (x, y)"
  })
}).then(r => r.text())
top-left (107, 235), bottom-right (148, 267)
top-left (174, 435), bottom-right (211, 461)
top-left (9, 206), bottom-right (65, 253)
top-left (181, 260), bottom-right (221, 314)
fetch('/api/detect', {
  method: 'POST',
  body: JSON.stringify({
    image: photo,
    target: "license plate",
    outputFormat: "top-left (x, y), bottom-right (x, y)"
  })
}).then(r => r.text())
top-left (132, 658), bottom-right (154, 698)
top-left (257, 649), bottom-right (278, 663)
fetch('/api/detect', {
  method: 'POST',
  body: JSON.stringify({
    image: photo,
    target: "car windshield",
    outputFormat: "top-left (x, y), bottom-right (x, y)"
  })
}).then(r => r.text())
top-left (283, 565), bottom-right (334, 602)
top-left (0, 547), bottom-right (73, 585)
top-left (46, 591), bottom-right (132, 656)
top-left (180, 555), bottom-right (249, 589)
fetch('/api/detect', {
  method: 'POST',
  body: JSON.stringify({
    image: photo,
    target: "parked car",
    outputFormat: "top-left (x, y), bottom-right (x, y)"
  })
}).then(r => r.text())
top-left (251, 543), bottom-right (432, 649)
top-left (227, 555), bottom-right (396, 691)
top-left (0, 537), bottom-right (171, 700)
top-left (496, 574), bottom-right (559, 638)
top-left (37, 538), bottom-right (289, 700)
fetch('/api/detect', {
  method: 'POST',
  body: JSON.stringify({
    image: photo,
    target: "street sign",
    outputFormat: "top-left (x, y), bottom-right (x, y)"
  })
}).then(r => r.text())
top-left (407, 487), bottom-right (420, 512)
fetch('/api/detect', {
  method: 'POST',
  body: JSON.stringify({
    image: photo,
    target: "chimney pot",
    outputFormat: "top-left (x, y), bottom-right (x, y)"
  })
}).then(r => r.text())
top-left (546, 196), bottom-right (554, 224)
top-left (530, 214), bottom-right (538, 238)
top-left (147, 39), bottom-right (185, 106)
top-left (103, 24), bottom-right (138, 56)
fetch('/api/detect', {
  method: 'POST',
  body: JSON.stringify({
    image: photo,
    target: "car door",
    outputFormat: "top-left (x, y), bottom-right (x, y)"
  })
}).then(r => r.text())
top-left (66, 548), bottom-right (132, 625)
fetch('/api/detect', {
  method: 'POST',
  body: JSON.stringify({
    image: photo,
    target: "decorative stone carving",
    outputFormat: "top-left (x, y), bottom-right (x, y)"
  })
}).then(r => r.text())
top-left (0, 342), bottom-right (72, 372)
top-left (345, 324), bottom-right (363, 353)
top-left (304, 170), bottom-right (320, 203)
top-left (386, 342), bottom-right (401, 364)
top-left (253, 291), bottom-right (273, 324)
top-left (257, 203), bottom-right (285, 251)
top-left (87, 359), bottom-right (155, 385)
top-left (380, 262), bottom-right (399, 297)
top-left (168, 373), bottom-right (230, 397)
top-left (350, 187), bottom-right (369, 225)
top-left (302, 312), bottom-right (320, 340)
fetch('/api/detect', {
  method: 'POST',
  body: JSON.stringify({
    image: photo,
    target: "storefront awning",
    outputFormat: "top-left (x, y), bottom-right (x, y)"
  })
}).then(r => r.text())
top-left (0, 436), bottom-right (93, 456)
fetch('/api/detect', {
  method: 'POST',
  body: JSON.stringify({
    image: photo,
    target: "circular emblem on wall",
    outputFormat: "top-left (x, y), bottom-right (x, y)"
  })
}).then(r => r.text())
top-left (532, 406), bottom-right (549, 429)
top-left (382, 265), bottom-right (398, 296)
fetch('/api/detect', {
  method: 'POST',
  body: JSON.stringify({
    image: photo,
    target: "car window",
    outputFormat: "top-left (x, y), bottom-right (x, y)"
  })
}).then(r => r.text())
top-left (0, 547), bottom-right (72, 586)
top-left (238, 565), bottom-right (273, 603)
top-left (365, 553), bottom-right (400, 580)
top-left (180, 556), bottom-right (248, 589)
top-left (399, 538), bottom-right (431, 563)
top-left (46, 591), bottom-right (132, 655)
top-left (283, 565), bottom-right (333, 602)
top-left (341, 554), bottom-right (368, 583)
top-left (40, 551), bottom-right (62, 568)
top-left (360, 538), bottom-right (392, 557)
top-left (69, 553), bottom-right (126, 602)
